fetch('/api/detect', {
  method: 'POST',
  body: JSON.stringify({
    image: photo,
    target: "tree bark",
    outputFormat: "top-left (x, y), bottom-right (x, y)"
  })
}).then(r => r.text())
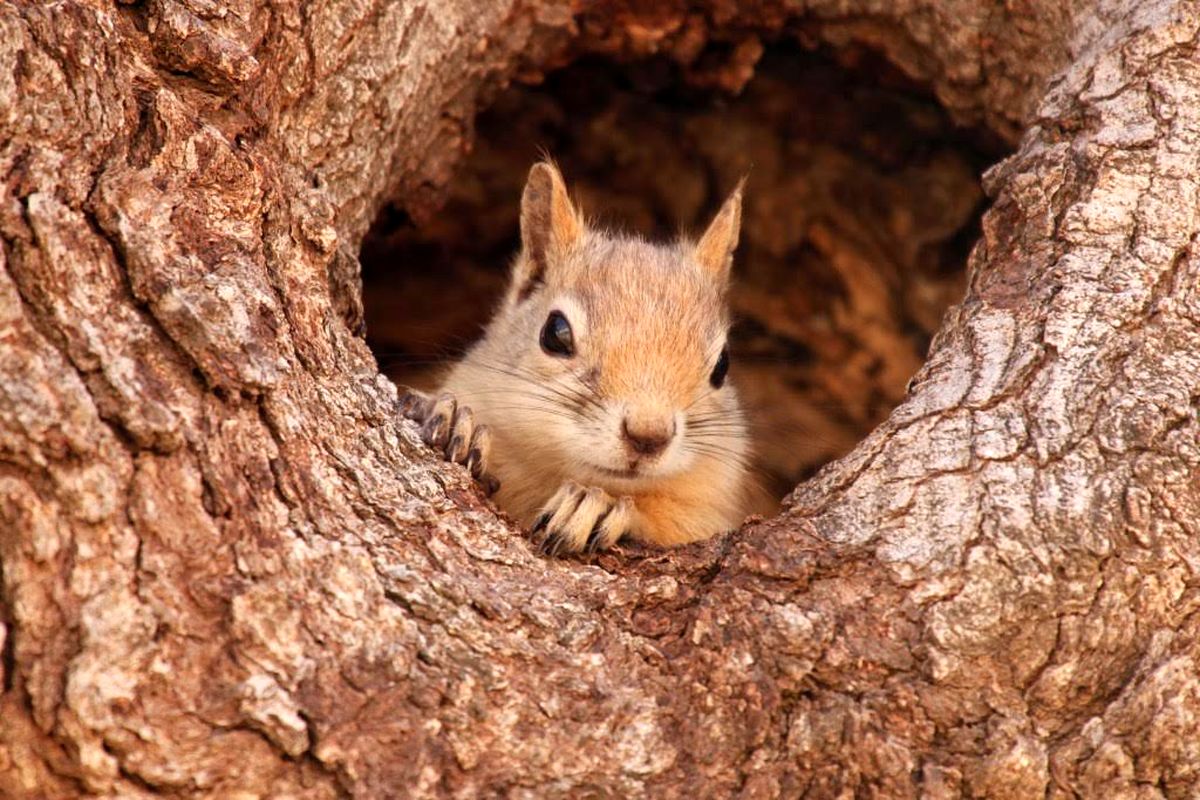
top-left (2, 0), bottom-right (1199, 797)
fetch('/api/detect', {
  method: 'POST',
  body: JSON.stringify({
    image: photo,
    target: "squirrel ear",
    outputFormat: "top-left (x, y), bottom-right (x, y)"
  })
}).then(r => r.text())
top-left (516, 161), bottom-right (582, 296)
top-left (694, 179), bottom-right (745, 285)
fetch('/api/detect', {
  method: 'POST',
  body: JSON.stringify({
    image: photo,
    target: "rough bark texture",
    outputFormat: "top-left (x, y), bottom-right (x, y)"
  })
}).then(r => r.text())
top-left (1, 1), bottom-right (1198, 798)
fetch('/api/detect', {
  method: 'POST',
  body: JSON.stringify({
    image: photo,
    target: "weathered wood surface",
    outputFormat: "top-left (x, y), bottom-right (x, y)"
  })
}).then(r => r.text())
top-left (1, 0), bottom-right (1198, 796)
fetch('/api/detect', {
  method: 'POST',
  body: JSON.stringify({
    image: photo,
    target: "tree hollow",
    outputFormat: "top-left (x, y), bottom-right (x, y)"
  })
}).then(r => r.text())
top-left (362, 47), bottom-right (1004, 500)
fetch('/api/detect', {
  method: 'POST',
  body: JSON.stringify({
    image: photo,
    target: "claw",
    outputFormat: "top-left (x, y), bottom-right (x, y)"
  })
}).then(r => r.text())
top-left (530, 485), bottom-right (634, 556)
top-left (399, 389), bottom-right (428, 419)
top-left (585, 522), bottom-right (604, 554)
top-left (530, 515), bottom-right (553, 553)
top-left (421, 414), bottom-right (448, 447)
top-left (400, 390), bottom-right (497, 497)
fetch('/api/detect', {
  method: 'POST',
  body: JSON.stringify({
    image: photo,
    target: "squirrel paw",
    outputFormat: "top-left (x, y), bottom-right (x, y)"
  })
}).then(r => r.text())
top-left (399, 389), bottom-right (498, 494)
top-left (531, 482), bottom-right (634, 556)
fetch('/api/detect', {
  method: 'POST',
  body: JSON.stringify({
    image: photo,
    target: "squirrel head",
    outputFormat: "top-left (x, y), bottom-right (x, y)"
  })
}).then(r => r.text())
top-left (477, 161), bottom-right (746, 491)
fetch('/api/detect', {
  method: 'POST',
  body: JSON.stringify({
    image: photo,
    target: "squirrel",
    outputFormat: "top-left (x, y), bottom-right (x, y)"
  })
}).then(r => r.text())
top-left (400, 161), bottom-right (755, 555)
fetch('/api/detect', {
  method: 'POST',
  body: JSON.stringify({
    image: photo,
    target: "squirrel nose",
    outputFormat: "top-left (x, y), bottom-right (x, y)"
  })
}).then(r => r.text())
top-left (621, 416), bottom-right (675, 457)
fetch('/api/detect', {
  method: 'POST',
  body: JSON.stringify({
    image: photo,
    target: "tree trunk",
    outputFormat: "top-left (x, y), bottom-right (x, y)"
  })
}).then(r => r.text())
top-left (2, 0), bottom-right (1199, 797)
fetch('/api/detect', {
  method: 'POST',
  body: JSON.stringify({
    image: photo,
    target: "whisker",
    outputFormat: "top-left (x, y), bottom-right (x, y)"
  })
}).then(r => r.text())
top-left (461, 405), bottom-right (582, 423)
top-left (445, 389), bottom-right (594, 424)
top-left (687, 419), bottom-right (748, 431)
top-left (683, 388), bottom-right (719, 413)
top-left (465, 361), bottom-right (602, 418)
top-left (682, 443), bottom-right (755, 466)
top-left (475, 362), bottom-right (606, 419)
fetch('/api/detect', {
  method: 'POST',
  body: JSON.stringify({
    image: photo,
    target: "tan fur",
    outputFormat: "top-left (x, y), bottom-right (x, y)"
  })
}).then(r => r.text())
top-left (419, 161), bottom-right (754, 553)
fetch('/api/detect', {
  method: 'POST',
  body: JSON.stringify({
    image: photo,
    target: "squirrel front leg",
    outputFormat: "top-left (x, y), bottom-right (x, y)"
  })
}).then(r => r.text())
top-left (532, 482), bottom-right (637, 556)
top-left (399, 389), bottom-right (499, 494)
top-left (531, 481), bottom-right (735, 556)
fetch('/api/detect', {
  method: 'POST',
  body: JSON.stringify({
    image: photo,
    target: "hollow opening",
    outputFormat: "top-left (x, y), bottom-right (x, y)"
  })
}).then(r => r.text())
top-left (362, 46), bottom-right (1007, 502)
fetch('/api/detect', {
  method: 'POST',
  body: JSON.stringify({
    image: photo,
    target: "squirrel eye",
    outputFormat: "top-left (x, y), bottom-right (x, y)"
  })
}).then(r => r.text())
top-left (709, 346), bottom-right (730, 388)
top-left (540, 311), bottom-right (574, 357)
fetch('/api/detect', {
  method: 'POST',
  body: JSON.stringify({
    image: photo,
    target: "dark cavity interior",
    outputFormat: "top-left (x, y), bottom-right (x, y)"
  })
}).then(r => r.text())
top-left (361, 47), bottom-right (1005, 501)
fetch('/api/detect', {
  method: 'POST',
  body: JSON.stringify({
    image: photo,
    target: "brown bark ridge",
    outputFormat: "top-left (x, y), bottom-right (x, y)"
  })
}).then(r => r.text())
top-left (0, 0), bottom-right (1198, 797)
